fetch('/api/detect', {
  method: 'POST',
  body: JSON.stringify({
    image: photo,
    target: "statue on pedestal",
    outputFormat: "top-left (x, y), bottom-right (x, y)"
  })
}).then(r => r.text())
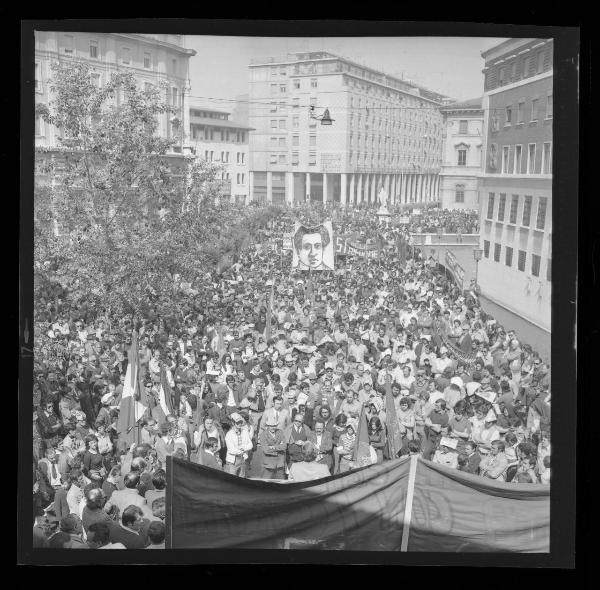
top-left (377, 186), bottom-right (391, 224)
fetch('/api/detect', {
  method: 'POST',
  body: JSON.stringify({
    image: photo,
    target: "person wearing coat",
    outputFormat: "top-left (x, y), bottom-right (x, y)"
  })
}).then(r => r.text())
top-left (282, 413), bottom-right (312, 468)
top-left (196, 439), bottom-right (223, 470)
top-left (307, 420), bottom-right (334, 472)
top-left (258, 417), bottom-right (287, 479)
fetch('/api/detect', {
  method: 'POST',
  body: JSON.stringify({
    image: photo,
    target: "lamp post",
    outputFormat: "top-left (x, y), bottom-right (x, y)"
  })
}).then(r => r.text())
top-left (473, 248), bottom-right (483, 292)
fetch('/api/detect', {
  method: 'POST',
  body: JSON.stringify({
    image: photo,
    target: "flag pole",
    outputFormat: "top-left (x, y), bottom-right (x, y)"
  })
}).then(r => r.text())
top-left (400, 454), bottom-right (418, 552)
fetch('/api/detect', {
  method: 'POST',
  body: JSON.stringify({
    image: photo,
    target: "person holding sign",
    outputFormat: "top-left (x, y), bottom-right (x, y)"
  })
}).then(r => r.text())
top-left (293, 224), bottom-right (334, 271)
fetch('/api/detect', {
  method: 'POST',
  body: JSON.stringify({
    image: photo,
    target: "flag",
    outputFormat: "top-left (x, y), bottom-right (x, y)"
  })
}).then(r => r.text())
top-left (158, 364), bottom-right (175, 419)
top-left (116, 330), bottom-right (148, 447)
top-left (265, 281), bottom-right (275, 341)
top-left (385, 385), bottom-right (403, 459)
top-left (352, 407), bottom-right (373, 468)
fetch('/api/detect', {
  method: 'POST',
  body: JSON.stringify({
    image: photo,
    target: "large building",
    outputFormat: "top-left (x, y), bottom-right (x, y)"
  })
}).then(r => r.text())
top-left (478, 38), bottom-right (553, 357)
top-left (247, 52), bottom-right (450, 206)
top-left (189, 107), bottom-right (253, 205)
top-left (34, 32), bottom-right (196, 151)
top-left (439, 98), bottom-right (484, 210)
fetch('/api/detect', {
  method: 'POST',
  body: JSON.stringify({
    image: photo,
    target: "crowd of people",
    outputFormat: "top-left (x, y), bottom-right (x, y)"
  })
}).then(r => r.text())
top-left (403, 208), bottom-right (480, 234)
top-left (32, 204), bottom-right (550, 549)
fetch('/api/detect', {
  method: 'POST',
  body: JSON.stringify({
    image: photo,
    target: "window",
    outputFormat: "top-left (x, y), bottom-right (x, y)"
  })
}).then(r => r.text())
top-left (278, 154), bottom-right (286, 164)
top-left (499, 67), bottom-right (505, 85)
top-left (310, 78), bottom-right (318, 88)
top-left (280, 84), bottom-right (287, 93)
top-left (279, 120), bottom-right (286, 129)
top-left (241, 173), bottom-right (245, 184)
top-left (171, 59), bottom-right (177, 74)
top-left (270, 103), bottom-right (278, 113)
top-left (270, 136), bottom-right (278, 147)
top-left (502, 146), bottom-right (510, 173)
top-left (89, 40), bottom-right (98, 59)
top-left (455, 184), bottom-right (465, 203)
top-left (487, 193), bottom-right (495, 219)
top-left (484, 240), bottom-right (490, 258)
top-left (63, 34), bottom-right (74, 54)
top-left (122, 47), bottom-right (131, 64)
top-left (522, 196), bottom-right (532, 226)
top-left (531, 254), bottom-right (541, 277)
top-left (505, 106), bottom-right (512, 125)
top-left (510, 61), bottom-right (516, 81)
top-left (35, 114), bottom-right (44, 136)
top-left (514, 145), bottom-right (523, 174)
top-left (292, 98), bottom-right (299, 108)
top-left (537, 51), bottom-right (544, 74)
top-left (270, 154), bottom-right (278, 164)
top-left (271, 84), bottom-right (278, 94)
top-left (546, 94), bottom-right (553, 118)
top-left (278, 137), bottom-right (286, 147)
top-left (457, 149), bottom-right (467, 166)
top-left (536, 197), bottom-right (548, 230)
top-left (458, 120), bottom-right (468, 134)
top-left (292, 152), bottom-right (299, 165)
top-left (509, 195), bottom-right (519, 224)
top-left (542, 142), bottom-right (552, 174)
top-left (518, 250), bottom-right (527, 271)
top-left (280, 66), bottom-right (286, 77)
top-left (494, 243), bottom-right (501, 262)
top-left (144, 52), bottom-right (151, 69)
top-left (293, 79), bottom-right (300, 90)
top-left (171, 87), bottom-right (178, 107)
top-left (292, 116), bottom-right (299, 128)
top-left (309, 135), bottom-right (316, 147)
top-left (505, 246), bottom-right (514, 267)
top-left (517, 101), bottom-right (524, 123)
top-left (292, 135), bottom-right (299, 147)
top-left (498, 194), bottom-right (506, 221)
top-left (531, 98), bottom-right (539, 121)
top-left (527, 144), bottom-right (536, 174)
top-left (309, 151), bottom-right (317, 165)
top-left (271, 120), bottom-right (277, 129)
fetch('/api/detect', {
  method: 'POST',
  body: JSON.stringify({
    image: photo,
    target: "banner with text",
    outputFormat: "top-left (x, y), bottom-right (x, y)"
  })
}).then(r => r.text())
top-left (445, 250), bottom-right (465, 290)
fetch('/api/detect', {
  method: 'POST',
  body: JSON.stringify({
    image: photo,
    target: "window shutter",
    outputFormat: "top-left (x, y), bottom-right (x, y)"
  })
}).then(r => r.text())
top-left (543, 47), bottom-right (551, 70)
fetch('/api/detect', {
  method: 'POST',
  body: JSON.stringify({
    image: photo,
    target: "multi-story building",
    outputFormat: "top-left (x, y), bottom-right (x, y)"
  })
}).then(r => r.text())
top-left (439, 97), bottom-right (483, 210)
top-left (34, 32), bottom-right (196, 151)
top-left (478, 38), bottom-right (553, 357)
top-left (247, 52), bottom-right (449, 206)
top-left (189, 107), bottom-right (253, 204)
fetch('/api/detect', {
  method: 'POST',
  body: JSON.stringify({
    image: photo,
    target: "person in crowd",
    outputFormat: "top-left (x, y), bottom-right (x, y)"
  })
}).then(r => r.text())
top-left (479, 440), bottom-right (509, 481)
top-left (88, 521), bottom-right (126, 549)
top-left (146, 521), bottom-right (166, 549)
top-left (224, 413), bottom-right (253, 477)
top-left (337, 421), bottom-right (357, 473)
top-left (108, 505), bottom-right (150, 549)
top-left (288, 442), bottom-right (331, 481)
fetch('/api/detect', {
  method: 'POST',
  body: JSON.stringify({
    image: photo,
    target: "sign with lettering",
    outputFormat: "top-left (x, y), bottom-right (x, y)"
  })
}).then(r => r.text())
top-left (445, 250), bottom-right (465, 289)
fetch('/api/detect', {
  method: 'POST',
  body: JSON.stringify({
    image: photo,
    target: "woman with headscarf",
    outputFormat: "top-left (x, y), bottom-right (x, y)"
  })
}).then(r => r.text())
top-left (366, 396), bottom-right (386, 425)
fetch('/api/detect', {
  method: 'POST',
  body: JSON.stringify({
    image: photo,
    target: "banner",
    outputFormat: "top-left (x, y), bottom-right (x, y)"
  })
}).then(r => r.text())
top-left (168, 457), bottom-right (410, 550)
top-left (407, 459), bottom-right (549, 552)
top-left (291, 221), bottom-right (335, 271)
top-left (335, 234), bottom-right (383, 259)
top-left (167, 456), bottom-right (549, 552)
top-left (445, 250), bottom-right (465, 290)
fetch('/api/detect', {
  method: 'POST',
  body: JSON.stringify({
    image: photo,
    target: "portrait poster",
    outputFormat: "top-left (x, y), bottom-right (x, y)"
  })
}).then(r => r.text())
top-left (291, 220), bottom-right (335, 271)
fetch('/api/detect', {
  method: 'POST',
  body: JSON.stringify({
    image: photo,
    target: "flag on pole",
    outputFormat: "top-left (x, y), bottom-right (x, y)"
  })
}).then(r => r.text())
top-left (385, 385), bottom-right (403, 459)
top-left (116, 330), bottom-right (148, 447)
top-left (352, 407), bottom-right (374, 468)
top-left (158, 364), bottom-right (175, 419)
top-left (265, 281), bottom-right (275, 341)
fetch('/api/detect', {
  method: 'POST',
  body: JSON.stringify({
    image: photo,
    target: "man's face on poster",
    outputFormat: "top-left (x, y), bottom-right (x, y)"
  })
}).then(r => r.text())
top-left (299, 232), bottom-right (324, 268)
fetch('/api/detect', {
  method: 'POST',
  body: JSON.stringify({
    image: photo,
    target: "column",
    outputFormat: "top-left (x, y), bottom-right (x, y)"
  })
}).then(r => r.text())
top-left (340, 173), bottom-right (347, 207)
top-left (286, 171), bottom-right (294, 206)
top-left (267, 171), bottom-right (273, 203)
top-left (349, 174), bottom-right (355, 206)
top-left (370, 174), bottom-right (377, 205)
top-left (323, 172), bottom-right (328, 205)
top-left (357, 174), bottom-right (363, 204)
top-left (306, 172), bottom-right (311, 203)
top-left (385, 174), bottom-right (391, 200)
top-left (391, 175), bottom-right (396, 205)
top-left (249, 171), bottom-right (255, 203)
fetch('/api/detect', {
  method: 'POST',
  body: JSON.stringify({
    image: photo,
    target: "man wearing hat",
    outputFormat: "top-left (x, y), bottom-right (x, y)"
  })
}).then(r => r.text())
top-left (224, 413), bottom-right (253, 477)
top-left (258, 415), bottom-right (287, 479)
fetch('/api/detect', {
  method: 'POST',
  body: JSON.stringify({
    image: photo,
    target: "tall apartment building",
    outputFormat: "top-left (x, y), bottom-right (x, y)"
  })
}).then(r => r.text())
top-left (248, 52), bottom-right (449, 206)
top-left (189, 107), bottom-right (253, 205)
top-left (479, 38), bottom-right (553, 355)
top-left (439, 98), bottom-right (483, 210)
top-left (34, 32), bottom-right (196, 151)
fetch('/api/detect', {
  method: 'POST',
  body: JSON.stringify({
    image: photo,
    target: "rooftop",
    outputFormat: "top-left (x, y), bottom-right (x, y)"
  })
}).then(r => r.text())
top-left (440, 97), bottom-right (483, 111)
top-left (189, 115), bottom-right (254, 131)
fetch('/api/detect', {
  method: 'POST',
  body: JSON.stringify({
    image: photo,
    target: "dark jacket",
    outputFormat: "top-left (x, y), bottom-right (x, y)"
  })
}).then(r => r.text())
top-left (196, 449), bottom-right (222, 470)
top-left (259, 429), bottom-right (287, 470)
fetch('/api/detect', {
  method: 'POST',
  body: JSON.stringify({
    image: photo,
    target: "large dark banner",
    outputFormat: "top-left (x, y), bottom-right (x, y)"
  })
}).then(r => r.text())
top-left (407, 460), bottom-right (550, 552)
top-left (167, 456), bottom-right (410, 550)
top-left (166, 456), bottom-right (550, 552)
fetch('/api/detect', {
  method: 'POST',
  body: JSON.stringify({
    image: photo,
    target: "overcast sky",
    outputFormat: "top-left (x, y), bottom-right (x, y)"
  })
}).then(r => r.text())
top-left (186, 36), bottom-right (506, 111)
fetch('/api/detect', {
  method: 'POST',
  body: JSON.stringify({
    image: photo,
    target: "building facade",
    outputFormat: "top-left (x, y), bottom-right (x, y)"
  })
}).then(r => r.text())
top-left (189, 107), bottom-right (253, 204)
top-left (478, 38), bottom-right (553, 345)
top-left (439, 98), bottom-right (483, 210)
top-left (34, 32), bottom-right (196, 151)
top-left (247, 52), bottom-right (449, 206)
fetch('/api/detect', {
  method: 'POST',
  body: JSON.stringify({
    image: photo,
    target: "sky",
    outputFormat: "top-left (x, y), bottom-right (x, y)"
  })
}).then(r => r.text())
top-left (185, 36), bottom-right (507, 111)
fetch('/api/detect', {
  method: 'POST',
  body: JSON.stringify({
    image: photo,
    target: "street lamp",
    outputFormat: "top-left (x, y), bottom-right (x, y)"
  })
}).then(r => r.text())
top-left (473, 248), bottom-right (483, 292)
top-left (309, 106), bottom-right (334, 125)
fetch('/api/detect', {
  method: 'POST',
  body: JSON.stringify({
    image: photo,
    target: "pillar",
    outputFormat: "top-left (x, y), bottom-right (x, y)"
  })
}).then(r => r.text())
top-left (267, 171), bottom-right (273, 203)
top-left (306, 172), bottom-right (311, 203)
top-left (340, 173), bottom-right (347, 207)
top-left (391, 175), bottom-right (396, 205)
top-left (323, 172), bottom-right (328, 204)
top-left (384, 174), bottom-right (391, 200)
top-left (349, 174), bottom-right (355, 206)
top-left (249, 171), bottom-right (255, 203)
top-left (370, 174), bottom-right (377, 205)
top-left (357, 174), bottom-right (363, 204)
top-left (285, 172), bottom-right (294, 206)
